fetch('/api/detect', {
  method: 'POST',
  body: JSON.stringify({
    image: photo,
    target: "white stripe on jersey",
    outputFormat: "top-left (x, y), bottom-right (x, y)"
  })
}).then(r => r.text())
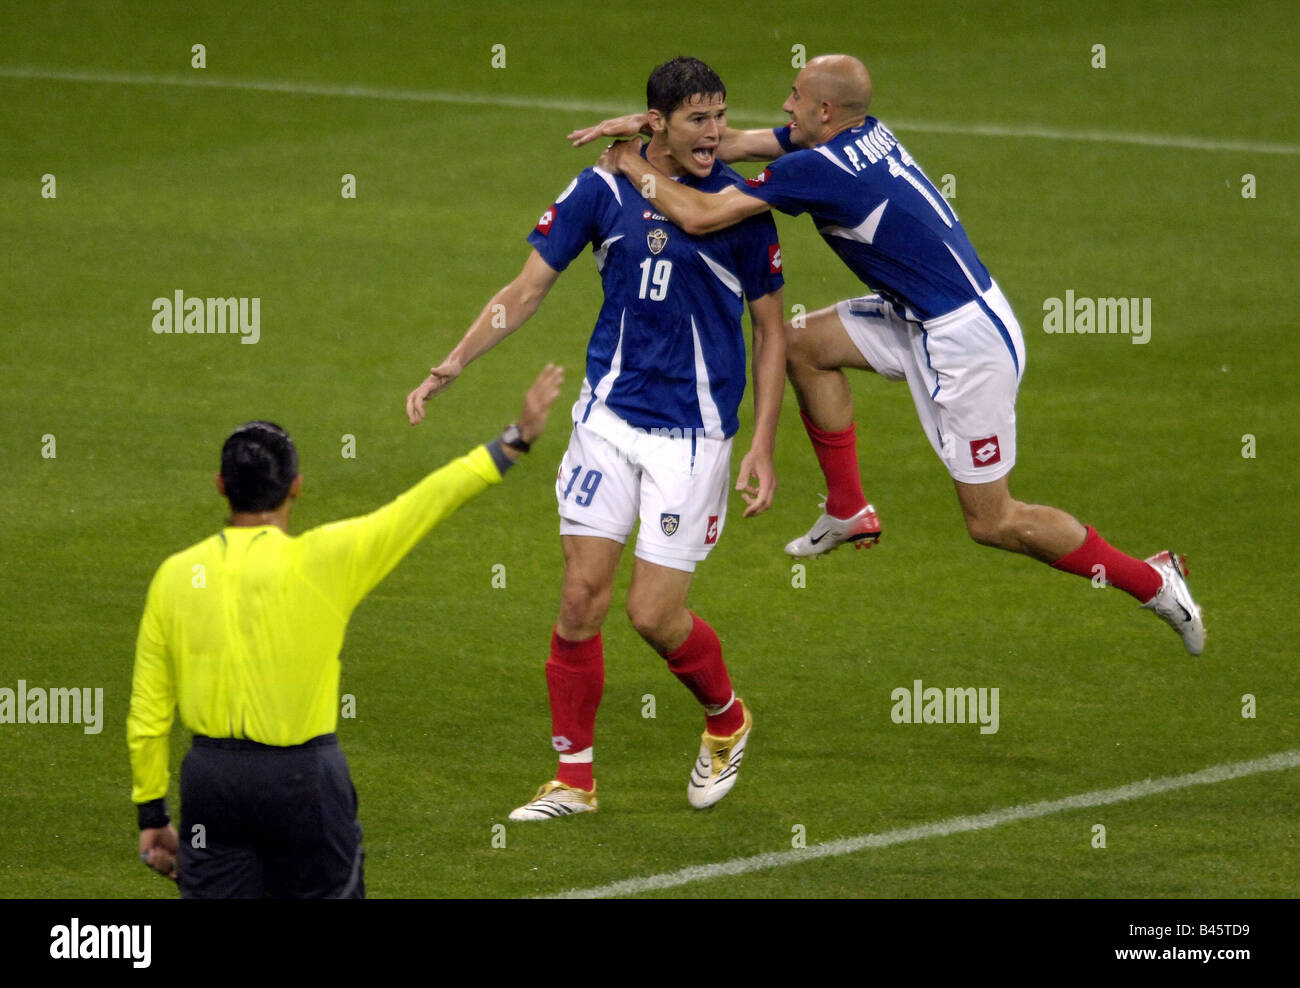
top-left (814, 145), bottom-right (858, 176)
top-left (587, 309), bottom-right (627, 412)
top-left (690, 315), bottom-right (723, 438)
top-left (696, 250), bottom-right (742, 297)
top-left (819, 199), bottom-right (889, 245)
top-left (594, 233), bottom-right (624, 274)
top-left (593, 166), bottom-right (622, 205)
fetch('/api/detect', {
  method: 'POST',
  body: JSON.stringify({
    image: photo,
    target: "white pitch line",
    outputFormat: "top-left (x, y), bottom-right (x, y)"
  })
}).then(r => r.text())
top-left (543, 749), bottom-right (1300, 899)
top-left (3, 65), bottom-right (1298, 157)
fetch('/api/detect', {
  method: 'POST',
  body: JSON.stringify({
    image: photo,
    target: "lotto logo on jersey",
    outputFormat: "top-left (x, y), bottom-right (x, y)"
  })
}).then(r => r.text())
top-left (970, 436), bottom-right (1001, 467)
top-left (705, 515), bottom-right (719, 544)
top-left (535, 205), bottom-right (556, 235)
top-left (768, 244), bottom-right (782, 273)
top-left (747, 168), bottom-right (772, 187)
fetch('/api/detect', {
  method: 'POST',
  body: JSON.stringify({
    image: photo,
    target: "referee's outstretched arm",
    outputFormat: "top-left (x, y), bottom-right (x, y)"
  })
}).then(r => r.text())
top-left (128, 364), bottom-right (565, 885)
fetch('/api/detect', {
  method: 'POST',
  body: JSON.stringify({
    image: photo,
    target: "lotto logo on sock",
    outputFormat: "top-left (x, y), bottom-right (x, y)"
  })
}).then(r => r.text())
top-left (551, 735), bottom-right (572, 752)
top-left (970, 436), bottom-right (1001, 467)
top-left (705, 515), bottom-right (719, 544)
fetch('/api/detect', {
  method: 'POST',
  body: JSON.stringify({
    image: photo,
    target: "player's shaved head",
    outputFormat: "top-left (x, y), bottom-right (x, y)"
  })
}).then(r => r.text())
top-left (802, 54), bottom-right (872, 119)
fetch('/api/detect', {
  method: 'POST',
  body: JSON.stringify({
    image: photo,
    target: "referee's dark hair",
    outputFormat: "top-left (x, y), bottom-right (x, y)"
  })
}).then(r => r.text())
top-left (220, 421), bottom-right (299, 512)
top-left (647, 56), bottom-right (726, 116)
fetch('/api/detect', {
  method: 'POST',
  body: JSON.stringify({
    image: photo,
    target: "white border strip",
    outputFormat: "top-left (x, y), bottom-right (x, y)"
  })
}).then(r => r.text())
top-left (543, 749), bottom-right (1300, 899)
top-left (2, 66), bottom-right (1297, 157)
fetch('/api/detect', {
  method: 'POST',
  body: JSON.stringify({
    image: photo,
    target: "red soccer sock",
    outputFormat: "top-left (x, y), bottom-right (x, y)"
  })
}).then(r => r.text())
top-left (665, 614), bottom-right (743, 736)
top-left (546, 629), bottom-right (604, 791)
top-left (1050, 526), bottom-right (1162, 602)
top-left (800, 409), bottom-right (868, 519)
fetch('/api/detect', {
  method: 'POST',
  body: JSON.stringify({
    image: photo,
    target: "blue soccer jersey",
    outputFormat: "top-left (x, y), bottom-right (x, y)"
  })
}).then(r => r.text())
top-left (742, 120), bottom-right (990, 321)
top-left (527, 156), bottom-right (783, 439)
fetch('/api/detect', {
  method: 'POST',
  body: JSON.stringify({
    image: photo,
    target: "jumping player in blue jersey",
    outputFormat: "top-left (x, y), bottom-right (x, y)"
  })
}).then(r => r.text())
top-left (581, 53), bottom-right (1204, 655)
top-left (407, 58), bottom-right (786, 819)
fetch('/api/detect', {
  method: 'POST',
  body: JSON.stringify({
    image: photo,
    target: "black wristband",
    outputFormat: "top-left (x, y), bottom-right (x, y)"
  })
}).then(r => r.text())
top-left (500, 423), bottom-right (531, 453)
top-left (486, 439), bottom-right (516, 475)
top-left (136, 798), bottom-right (170, 831)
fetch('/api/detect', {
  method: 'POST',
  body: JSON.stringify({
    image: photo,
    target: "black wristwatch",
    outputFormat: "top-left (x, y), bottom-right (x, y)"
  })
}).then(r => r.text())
top-left (501, 423), bottom-right (531, 454)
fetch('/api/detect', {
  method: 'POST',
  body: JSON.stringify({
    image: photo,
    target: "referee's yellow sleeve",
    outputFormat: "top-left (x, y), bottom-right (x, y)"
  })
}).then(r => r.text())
top-left (302, 444), bottom-right (505, 612)
top-left (127, 565), bottom-right (176, 803)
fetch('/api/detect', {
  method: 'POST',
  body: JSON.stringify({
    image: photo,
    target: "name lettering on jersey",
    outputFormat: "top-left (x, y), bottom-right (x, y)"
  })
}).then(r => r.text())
top-left (535, 205), bottom-right (556, 235)
top-left (647, 228), bottom-right (668, 255)
top-left (768, 244), bottom-right (782, 273)
top-left (841, 122), bottom-right (898, 171)
top-left (642, 209), bottom-right (669, 222)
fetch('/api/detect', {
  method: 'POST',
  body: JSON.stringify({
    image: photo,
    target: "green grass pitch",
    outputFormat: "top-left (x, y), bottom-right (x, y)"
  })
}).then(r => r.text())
top-left (1, 0), bottom-right (1296, 899)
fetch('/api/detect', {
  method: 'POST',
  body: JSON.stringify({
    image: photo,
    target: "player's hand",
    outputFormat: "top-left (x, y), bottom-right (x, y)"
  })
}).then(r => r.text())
top-left (735, 447), bottom-right (776, 517)
top-left (568, 113), bottom-right (650, 148)
top-left (518, 363), bottom-right (566, 445)
top-left (406, 357), bottom-right (463, 425)
top-left (139, 825), bottom-right (179, 881)
top-left (596, 138), bottom-right (645, 177)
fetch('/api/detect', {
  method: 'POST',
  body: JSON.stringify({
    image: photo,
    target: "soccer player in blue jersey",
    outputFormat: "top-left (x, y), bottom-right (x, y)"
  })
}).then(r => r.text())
top-left (586, 53), bottom-right (1204, 654)
top-left (406, 57), bottom-right (787, 819)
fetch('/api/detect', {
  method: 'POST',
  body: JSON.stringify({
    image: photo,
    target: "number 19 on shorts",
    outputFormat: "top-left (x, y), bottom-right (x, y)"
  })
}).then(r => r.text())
top-left (562, 465), bottom-right (603, 506)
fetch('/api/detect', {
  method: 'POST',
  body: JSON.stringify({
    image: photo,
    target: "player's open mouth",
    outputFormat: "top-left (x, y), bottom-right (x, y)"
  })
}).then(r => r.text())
top-left (692, 147), bottom-right (715, 166)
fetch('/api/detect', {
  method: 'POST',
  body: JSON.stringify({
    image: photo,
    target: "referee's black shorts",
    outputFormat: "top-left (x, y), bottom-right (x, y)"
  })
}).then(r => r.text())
top-left (177, 733), bottom-right (364, 899)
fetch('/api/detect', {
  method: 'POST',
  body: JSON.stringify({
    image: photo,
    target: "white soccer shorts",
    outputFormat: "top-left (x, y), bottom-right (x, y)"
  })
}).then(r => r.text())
top-left (836, 281), bottom-right (1026, 484)
top-left (555, 398), bottom-right (732, 573)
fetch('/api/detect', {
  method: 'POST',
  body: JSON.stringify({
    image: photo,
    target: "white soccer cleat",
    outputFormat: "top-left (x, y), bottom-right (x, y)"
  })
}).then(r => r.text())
top-left (508, 780), bottom-right (598, 821)
top-left (688, 701), bottom-right (753, 809)
top-left (1141, 550), bottom-right (1205, 655)
top-left (784, 502), bottom-right (882, 558)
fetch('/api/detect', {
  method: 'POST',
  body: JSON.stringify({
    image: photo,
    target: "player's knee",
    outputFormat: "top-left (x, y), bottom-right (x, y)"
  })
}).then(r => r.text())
top-left (625, 595), bottom-right (674, 648)
top-left (559, 576), bottom-right (611, 632)
top-left (964, 509), bottom-right (1011, 548)
top-left (785, 322), bottom-right (816, 373)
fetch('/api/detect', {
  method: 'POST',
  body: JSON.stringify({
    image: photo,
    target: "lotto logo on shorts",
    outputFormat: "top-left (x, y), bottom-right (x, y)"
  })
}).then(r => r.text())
top-left (705, 515), bottom-right (719, 544)
top-left (535, 205), bottom-right (556, 235)
top-left (660, 513), bottom-right (680, 536)
top-left (768, 244), bottom-right (782, 273)
top-left (970, 436), bottom-right (1002, 467)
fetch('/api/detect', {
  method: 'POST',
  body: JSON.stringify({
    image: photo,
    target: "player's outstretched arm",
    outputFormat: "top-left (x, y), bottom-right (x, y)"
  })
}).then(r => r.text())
top-left (406, 250), bottom-right (562, 425)
top-left (598, 140), bottom-right (770, 236)
top-left (735, 289), bottom-right (786, 518)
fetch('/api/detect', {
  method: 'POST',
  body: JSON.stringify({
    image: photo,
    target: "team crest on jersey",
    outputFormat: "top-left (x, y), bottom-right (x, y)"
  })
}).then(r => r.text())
top-left (660, 513), bottom-right (680, 536)
top-left (647, 228), bottom-right (669, 255)
top-left (970, 436), bottom-right (1001, 467)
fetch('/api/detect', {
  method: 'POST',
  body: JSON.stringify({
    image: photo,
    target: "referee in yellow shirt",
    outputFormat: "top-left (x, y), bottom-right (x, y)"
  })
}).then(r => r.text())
top-left (128, 364), bottom-right (564, 898)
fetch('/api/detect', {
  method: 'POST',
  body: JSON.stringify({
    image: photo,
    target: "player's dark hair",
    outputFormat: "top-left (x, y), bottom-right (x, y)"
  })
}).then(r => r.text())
top-left (220, 421), bottom-right (298, 512)
top-left (646, 56), bottom-right (726, 117)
